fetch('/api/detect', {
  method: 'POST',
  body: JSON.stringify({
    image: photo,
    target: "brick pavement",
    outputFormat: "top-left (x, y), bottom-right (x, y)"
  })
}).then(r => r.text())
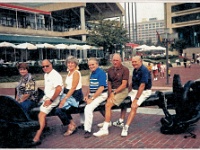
top-left (0, 63), bottom-right (200, 148)
top-left (35, 111), bottom-right (200, 148)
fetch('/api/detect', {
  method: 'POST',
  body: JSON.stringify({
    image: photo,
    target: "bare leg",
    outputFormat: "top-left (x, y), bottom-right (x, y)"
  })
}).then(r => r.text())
top-left (33, 112), bottom-right (47, 142)
top-left (105, 101), bottom-right (114, 122)
top-left (126, 100), bottom-right (138, 126)
top-left (120, 108), bottom-right (127, 120)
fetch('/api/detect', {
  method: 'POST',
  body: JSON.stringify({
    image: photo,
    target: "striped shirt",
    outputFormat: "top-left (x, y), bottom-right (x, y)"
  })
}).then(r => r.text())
top-left (90, 67), bottom-right (108, 93)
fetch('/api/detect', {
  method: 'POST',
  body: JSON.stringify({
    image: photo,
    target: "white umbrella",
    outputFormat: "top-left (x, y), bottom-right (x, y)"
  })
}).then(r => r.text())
top-left (36, 43), bottom-right (55, 49)
top-left (81, 45), bottom-right (92, 50)
top-left (16, 42), bottom-right (37, 50)
top-left (55, 44), bottom-right (69, 59)
top-left (68, 44), bottom-right (78, 49)
top-left (0, 42), bottom-right (16, 61)
top-left (16, 43), bottom-right (37, 61)
top-left (55, 43), bottom-right (69, 49)
top-left (36, 43), bottom-right (55, 59)
top-left (0, 42), bottom-right (16, 48)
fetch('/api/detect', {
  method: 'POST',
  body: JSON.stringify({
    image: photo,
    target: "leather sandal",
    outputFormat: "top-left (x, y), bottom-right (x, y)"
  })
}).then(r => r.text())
top-left (63, 124), bottom-right (77, 136)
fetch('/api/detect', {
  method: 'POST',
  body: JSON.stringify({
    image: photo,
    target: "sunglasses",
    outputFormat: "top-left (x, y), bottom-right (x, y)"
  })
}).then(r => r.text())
top-left (42, 65), bottom-right (50, 68)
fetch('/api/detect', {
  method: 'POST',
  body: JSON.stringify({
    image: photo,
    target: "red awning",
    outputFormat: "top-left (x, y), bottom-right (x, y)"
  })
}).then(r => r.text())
top-left (126, 43), bottom-right (139, 48)
top-left (0, 3), bottom-right (51, 15)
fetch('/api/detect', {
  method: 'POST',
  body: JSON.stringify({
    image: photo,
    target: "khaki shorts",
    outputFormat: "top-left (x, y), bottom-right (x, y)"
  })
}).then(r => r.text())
top-left (40, 96), bottom-right (60, 114)
top-left (113, 88), bottom-right (128, 106)
top-left (128, 89), bottom-right (152, 106)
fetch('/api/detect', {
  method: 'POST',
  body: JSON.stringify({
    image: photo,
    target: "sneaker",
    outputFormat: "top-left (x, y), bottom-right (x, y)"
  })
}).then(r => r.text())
top-left (113, 120), bottom-right (124, 128)
top-left (84, 131), bottom-right (92, 138)
top-left (97, 121), bottom-right (112, 128)
top-left (121, 126), bottom-right (128, 137)
top-left (93, 128), bottom-right (109, 137)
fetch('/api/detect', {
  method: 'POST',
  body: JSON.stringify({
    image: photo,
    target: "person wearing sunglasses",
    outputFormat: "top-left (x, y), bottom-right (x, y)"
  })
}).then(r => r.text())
top-left (55, 56), bottom-right (83, 136)
top-left (16, 62), bottom-right (37, 114)
top-left (31, 59), bottom-right (63, 146)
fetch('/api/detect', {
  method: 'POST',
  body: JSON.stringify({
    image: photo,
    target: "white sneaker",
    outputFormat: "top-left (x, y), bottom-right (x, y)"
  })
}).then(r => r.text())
top-left (121, 126), bottom-right (128, 137)
top-left (97, 121), bottom-right (112, 128)
top-left (113, 120), bottom-right (124, 128)
top-left (93, 128), bottom-right (109, 137)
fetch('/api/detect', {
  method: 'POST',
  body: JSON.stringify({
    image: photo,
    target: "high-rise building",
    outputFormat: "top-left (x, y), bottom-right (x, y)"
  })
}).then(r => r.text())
top-left (126, 18), bottom-right (164, 45)
top-left (165, 3), bottom-right (200, 55)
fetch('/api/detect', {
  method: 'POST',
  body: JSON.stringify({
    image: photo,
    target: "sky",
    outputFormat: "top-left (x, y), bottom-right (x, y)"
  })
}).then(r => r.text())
top-left (121, 2), bottom-right (164, 23)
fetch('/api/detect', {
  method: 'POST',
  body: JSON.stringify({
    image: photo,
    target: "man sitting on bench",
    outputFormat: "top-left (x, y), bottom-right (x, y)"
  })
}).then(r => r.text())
top-left (120, 55), bottom-right (152, 137)
top-left (93, 53), bottom-right (129, 137)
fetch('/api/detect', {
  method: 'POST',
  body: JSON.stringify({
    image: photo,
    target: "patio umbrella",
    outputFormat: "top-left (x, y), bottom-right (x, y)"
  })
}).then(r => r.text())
top-left (0, 41), bottom-right (16, 61)
top-left (16, 43), bottom-right (37, 61)
top-left (81, 45), bottom-right (92, 50)
top-left (36, 43), bottom-right (55, 59)
top-left (55, 44), bottom-right (69, 59)
top-left (55, 43), bottom-right (69, 50)
top-left (0, 42), bottom-right (16, 48)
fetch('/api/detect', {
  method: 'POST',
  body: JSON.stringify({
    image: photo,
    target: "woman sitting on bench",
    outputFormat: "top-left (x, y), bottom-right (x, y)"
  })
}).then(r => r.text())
top-left (55, 56), bottom-right (83, 136)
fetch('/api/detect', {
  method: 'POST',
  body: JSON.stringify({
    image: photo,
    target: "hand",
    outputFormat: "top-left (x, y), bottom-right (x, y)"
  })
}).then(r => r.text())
top-left (43, 100), bottom-right (52, 107)
top-left (107, 97), bottom-right (115, 104)
top-left (86, 98), bottom-right (93, 104)
top-left (84, 96), bottom-right (88, 102)
top-left (59, 99), bottom-right (66, 108)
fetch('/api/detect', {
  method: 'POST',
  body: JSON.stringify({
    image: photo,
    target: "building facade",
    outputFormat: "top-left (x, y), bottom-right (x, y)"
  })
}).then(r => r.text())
top-left (0, 3), bottom-right (124, 44)
top-left (165, 3), bottom-right (200, 56)
top-left (126, 18), bottom-right (164, 45)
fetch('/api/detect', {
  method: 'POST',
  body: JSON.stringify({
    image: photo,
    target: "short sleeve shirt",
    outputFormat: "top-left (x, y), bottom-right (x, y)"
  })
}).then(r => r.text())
top-left (107, 65), bottom-right (129, 89)
top-left (90, 67), bottom-right (108, 93)
top-left (132, 65), bottom-right (152, 90)
top-left (44, 69), bottom-right (63, 98)
top-left (16, 73), bottom-right (37, 101)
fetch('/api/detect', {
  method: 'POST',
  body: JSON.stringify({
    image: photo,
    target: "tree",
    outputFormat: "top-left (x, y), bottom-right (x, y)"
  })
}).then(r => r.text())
top-left (174, 39), bottom-right (187, 56)
top-left (86, 18), bottom-right (129, 55)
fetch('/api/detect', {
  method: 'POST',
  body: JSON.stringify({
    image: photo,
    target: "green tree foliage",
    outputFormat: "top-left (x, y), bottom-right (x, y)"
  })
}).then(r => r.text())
top-left (86, 18), bottom-right (129, 55)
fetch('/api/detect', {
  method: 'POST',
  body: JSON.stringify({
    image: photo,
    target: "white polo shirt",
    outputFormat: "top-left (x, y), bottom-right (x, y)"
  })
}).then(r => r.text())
top-left (44, 69), bottom-right (63, 99)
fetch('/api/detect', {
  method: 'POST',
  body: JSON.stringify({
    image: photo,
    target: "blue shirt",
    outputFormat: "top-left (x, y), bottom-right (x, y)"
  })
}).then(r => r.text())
top-left (90, 67), bottom-right (108, 93)
top-left (132, 65), bottom-right (152, 90)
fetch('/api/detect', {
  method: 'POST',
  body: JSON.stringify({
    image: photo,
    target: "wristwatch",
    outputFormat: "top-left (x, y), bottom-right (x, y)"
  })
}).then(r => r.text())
top-left (135, 97), bottom-right (139, 100)
top-left (112, 90), bottom-right (116, 95)
top-left (113, 91), bottom-right (116, 95)
top-left (50, 99), bottom-right (54, 102)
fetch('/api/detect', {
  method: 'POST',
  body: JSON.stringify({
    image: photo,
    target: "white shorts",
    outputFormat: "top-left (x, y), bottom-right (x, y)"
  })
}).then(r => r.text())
top-left (128, 89), bottom-right (152, 106)
top-left (40, 96), bottom-right (60, 114)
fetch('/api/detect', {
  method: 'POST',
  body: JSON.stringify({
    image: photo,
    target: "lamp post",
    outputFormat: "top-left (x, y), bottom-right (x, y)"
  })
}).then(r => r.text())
top-left (164, 28), bottom-right (170, 85)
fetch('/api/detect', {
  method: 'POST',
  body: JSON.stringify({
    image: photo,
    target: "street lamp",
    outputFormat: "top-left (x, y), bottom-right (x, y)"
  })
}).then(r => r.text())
top-left (164, 28), bottom-right (170, 85)
top-left (161, 28), bottom-right (178, 85)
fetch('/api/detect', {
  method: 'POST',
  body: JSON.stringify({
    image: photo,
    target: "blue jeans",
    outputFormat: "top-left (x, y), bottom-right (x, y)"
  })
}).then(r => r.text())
top-left (55, 94), bottom-right (79, 126)
top-left (20, 99), bottom-right (36, 114)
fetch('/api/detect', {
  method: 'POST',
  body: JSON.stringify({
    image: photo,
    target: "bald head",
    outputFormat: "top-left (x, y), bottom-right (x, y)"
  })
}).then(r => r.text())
top-left (131, 55), bottom-right (142, 69)
top-left (112, 53), bottom-right (122, 68)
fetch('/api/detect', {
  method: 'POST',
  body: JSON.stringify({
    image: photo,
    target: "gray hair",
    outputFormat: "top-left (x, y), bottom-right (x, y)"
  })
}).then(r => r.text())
top-left (65, 55), bottom-right (79, 66)
top-left (88, 57), bottom-right (99, 65)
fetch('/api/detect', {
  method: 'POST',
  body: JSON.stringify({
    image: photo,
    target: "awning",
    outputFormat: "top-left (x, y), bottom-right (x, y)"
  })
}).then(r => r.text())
top-left (0, 3), bottom-right (51, 15)
top-left (0, 34), bottom-right (86, 45)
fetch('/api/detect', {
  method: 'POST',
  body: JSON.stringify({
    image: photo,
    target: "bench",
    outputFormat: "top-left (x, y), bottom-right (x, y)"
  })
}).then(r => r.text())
top-left (29, 90), bottom-right (174, 120)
